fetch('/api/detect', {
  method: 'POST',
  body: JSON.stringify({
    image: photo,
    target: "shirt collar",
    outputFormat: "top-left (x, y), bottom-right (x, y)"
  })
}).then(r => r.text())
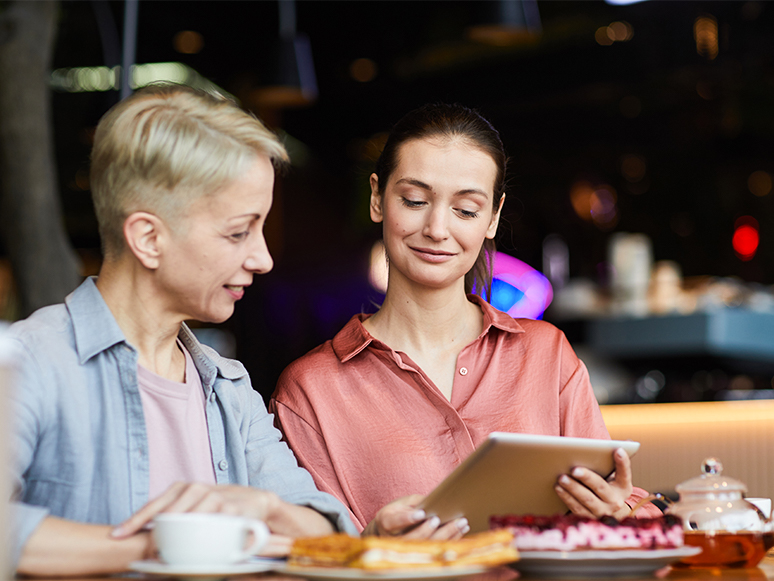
top-left (67, 277), bottom-right (127, 365)
top-left (331, 295), bottom-right (526, 363)
top-left (67, 278), bottom-right (246, 382)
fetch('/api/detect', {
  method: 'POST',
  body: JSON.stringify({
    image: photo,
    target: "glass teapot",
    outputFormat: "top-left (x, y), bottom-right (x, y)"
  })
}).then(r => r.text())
top-left (667, 457), bottom-right (773, 568)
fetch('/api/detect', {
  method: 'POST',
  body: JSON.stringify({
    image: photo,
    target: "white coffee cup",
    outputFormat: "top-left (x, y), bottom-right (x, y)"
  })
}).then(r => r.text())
top-left (153, 513), bottom-right (269, 566)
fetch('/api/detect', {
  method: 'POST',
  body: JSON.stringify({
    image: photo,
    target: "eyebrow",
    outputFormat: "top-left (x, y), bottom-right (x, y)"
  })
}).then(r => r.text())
top-left (395, 177), bottom-right (490, 199)
top-left (227, 213), bottom-right (261, 222)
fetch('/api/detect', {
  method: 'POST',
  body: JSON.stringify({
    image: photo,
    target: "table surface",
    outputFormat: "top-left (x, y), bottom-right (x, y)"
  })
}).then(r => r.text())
top-left (25, 554), bottom-right (774, 581)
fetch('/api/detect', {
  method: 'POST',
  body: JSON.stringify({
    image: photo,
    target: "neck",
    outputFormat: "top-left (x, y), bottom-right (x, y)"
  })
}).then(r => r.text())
top-left (96, 257), bottom-right (185, 380)
top-left (366, 274), bottom-right (482, 353)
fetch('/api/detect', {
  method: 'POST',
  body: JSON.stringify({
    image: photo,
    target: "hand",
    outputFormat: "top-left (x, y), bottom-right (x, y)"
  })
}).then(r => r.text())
top-left (554, 447), bottom-right (633, 520)
top-left (364, 495), bottom-right (470, 540)
top-left (259, 534), bottom-right (294, 558)
top-left (111, 482), bottom-right (281, 538)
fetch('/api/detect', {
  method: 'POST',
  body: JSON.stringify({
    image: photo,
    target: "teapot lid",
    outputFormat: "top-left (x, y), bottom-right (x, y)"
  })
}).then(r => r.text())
top-left (675, 457), bottom-right (747, 494)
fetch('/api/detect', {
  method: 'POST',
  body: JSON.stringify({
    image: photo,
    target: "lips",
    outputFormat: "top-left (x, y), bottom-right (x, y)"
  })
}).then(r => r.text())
top-left (224, 284), bottom-right (249, 299)
top-left (410, 246), bottom-right (456, 262)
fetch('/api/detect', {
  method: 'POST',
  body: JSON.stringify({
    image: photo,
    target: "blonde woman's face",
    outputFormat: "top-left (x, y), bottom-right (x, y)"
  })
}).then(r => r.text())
top-left (157, 155), bottom-right (275, 323)
top-left (369, 138), bottom-right (501, 292)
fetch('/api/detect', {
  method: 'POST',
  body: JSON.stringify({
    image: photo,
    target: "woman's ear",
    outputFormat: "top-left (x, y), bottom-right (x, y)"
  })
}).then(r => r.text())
top-left (369, 174), bottom-right (384, 224)
top-left (485, 193), bottom-right (506, 240)
top-left (123, 212), bottom-right (164, 270)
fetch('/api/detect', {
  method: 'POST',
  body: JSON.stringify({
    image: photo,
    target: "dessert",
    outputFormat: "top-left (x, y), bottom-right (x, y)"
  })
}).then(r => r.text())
top-left (288, 529), bottom-right (519, 570)
top-left (490, 514), bottom-right (684, 551)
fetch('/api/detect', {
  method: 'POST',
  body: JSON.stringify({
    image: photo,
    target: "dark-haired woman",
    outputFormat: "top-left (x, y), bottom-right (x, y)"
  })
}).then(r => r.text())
top-left (269, 103), bottom-right (660, 538)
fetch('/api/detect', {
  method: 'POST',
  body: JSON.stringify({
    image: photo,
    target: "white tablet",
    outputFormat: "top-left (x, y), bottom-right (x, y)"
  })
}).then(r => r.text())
top-left (418, 432), bottom-right (640, 533)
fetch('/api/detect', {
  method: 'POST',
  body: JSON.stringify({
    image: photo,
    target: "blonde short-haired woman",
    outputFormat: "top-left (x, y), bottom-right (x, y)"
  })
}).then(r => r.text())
top-left (9, 84), bottom-right (355, 578)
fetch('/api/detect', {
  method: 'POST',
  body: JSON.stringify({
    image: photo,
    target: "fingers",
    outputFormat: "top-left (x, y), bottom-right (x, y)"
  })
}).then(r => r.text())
top-left (112, 482), bottom-right (191, 538)
top-left (373, 495), bottom-right (429, 536)
top-left (112, 483), bottom-right (236, 538)
top-left (610, 448), bottom-right (633, 490)
top-left (400, 517), bottom-right (469, 540)
top-left (555, 450), bottom-right (633, 519)
top-left (429, 518), bottom-right (469, 540)
top-left (258, 534), bottom-right (294, 558)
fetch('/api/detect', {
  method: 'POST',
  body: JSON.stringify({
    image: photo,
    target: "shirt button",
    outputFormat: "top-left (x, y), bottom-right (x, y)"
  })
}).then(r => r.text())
top-left (459, 367), bottom-right (468, 376)
top-left (209, 393), bottom-right (216, 402)
top-left (218, 460), bottom-right (229, 471)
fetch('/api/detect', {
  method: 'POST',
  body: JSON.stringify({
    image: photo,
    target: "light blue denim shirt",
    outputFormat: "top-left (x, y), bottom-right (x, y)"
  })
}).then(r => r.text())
top-left (8, 278), bottom-right (357, 568)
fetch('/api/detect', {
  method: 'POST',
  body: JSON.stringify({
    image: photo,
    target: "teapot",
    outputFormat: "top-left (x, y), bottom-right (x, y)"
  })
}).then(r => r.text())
top-left (666, 457), bottom-right (773, 568)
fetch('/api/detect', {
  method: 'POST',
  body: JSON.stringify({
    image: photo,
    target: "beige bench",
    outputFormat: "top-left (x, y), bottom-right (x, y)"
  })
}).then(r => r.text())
top-left (601, 400), bottom-right (774, 503)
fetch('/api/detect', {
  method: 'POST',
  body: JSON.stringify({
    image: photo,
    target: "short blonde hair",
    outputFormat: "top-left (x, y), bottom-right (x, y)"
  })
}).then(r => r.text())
top-left (90, 83), bottom-right (289, 258)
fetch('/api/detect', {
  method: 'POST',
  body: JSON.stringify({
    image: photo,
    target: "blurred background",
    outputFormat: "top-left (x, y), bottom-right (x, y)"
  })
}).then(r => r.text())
top-left (2, 0), bottom-right (774, 405)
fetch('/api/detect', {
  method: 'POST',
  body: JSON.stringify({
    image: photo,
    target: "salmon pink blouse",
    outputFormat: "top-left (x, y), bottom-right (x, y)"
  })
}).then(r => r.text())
top-left (269, 296), bottom-right (659, 531)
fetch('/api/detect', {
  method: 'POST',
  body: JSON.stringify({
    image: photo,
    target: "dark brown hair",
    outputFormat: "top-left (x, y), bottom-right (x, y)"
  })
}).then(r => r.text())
top-left (374, 103), bottom-right (507, 298)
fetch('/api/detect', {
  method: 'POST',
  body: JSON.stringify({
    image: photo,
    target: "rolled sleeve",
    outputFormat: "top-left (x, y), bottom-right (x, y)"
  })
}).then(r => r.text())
top-left (9, 502), bottom-right (49, 570)
top-left (244, 390), bottom-right (358, 535)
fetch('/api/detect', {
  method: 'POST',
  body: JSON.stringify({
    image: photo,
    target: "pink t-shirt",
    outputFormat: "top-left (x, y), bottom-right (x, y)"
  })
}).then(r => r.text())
top-left (138, 343), bottom-right (217, 500)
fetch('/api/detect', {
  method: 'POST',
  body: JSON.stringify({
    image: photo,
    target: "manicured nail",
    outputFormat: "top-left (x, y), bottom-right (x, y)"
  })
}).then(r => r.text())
top-left (428, 516), bottom-right (441, 528)
top-left (572, 467), bottom-right (584, 478)
top-left (111, 526), bottom-right (125, 538)
top-left (616, 448), bottom-right (626, 459)
top-left (457, 518), bottom-right (469, 532)
top-left (559, 475), bottom-right (570, 485)
top-left (411, 510), bottom-right (426, 522)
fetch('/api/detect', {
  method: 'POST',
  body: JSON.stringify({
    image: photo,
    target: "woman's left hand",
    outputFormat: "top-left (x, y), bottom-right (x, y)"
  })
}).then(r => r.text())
top-left (554, 447), bottom-right (633, 520)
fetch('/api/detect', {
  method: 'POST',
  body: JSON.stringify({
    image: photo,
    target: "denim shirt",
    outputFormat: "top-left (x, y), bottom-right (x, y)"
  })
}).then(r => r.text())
top-left (8, 278), bottom-right (357, 568)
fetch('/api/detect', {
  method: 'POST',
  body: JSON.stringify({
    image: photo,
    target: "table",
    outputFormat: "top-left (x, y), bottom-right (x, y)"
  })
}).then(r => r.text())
top-left (26, 556), bottom-right (774, 581)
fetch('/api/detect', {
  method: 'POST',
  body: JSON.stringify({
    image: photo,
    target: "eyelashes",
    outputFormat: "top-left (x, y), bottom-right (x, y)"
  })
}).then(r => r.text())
top-left (400, 197), bottom-right (480, 218)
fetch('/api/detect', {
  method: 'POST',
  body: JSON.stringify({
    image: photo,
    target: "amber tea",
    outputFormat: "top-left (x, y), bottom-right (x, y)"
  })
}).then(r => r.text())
top-left (674, 531), bottom-right (767, 569)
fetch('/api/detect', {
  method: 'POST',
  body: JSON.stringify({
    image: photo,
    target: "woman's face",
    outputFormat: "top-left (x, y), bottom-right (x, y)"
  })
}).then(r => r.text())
top-left (370, 137), bottom-right (502, 292)
top-left (158, 155), bottom-right (275, 324)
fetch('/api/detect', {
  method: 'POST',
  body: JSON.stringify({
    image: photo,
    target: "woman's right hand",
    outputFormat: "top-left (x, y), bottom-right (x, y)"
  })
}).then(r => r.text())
top-left (363, 494), bottom-right (470, 540)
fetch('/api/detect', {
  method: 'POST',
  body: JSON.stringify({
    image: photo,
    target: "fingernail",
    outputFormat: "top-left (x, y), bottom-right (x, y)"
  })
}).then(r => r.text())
top-left (111, 526), bottom-right (125, 538)
top-left (428, 516), bottom-right (441, 528)
top-left (411, 510), bottom-right (426, 522)
top-left (572, 467), bottom-right (584, 478)
top-left (616, 448), bottom-right (626, 458)
top-left (558, 475), bottom-right (570, 485)
top-left (457, 518), bottom-right (469, 532)
top-left (554, 485), bottom-right (563, 494)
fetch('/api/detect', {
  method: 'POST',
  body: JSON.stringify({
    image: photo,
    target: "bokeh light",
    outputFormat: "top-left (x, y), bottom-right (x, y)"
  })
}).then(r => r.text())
top-left (173, 30), bottom-right (204, 55)
top-left (350, 58), bottom-right (378, 83)
top-left (595, 21), bottom-right (634, 45)
top-left (748, 170), bottom-right (772, 197)
top-left (620, 154), bottom-right (647, 182)
top-left (732, 216), bottom-right (759, 261)
top-left (570, 181), bottom-right (618, 230)
top-left (694, 15), bottom-right (719, 60)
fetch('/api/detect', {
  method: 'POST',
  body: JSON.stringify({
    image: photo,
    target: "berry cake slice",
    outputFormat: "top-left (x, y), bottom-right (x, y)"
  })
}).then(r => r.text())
top-left (490, 514), bottom-right (684, 552)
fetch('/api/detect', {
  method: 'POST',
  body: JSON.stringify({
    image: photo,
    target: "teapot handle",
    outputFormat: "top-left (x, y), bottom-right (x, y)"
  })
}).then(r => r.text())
top-left (629, 492), bottom-right (673, 517)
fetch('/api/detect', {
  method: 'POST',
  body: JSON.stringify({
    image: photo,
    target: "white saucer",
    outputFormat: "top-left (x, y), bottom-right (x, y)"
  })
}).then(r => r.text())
top-left (512, 546), bottom-right (703, 578)
top-left (278, 564), bottom-right (488, 581)
top-left (130, 557), bottom-right (281, 579)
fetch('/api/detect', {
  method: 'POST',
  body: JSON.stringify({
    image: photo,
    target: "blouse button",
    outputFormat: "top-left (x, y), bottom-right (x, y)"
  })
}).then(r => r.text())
top-left (459, 367), bottom-right (468, 376)
top-left (218, 460), bottom-right (229, 471)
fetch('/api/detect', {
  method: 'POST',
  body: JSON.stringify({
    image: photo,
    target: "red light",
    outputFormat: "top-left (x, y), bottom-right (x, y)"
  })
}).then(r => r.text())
top-left (733, 223), bottom-right (759, 261)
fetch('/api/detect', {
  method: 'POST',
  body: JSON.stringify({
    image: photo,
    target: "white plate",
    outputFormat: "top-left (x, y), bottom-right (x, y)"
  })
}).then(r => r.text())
top-left (279, 564), bottom-right (488, 581)
top-left (130, 557), bottom-right (282, 579)
top-left (512, 546), bottom-right (702, 578)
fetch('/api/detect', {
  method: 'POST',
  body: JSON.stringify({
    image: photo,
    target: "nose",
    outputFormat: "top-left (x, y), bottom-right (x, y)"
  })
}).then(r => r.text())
top-left (244, 231), bottom-right (274, 275)
top-left (422, 205), bottom-right (449, 241)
